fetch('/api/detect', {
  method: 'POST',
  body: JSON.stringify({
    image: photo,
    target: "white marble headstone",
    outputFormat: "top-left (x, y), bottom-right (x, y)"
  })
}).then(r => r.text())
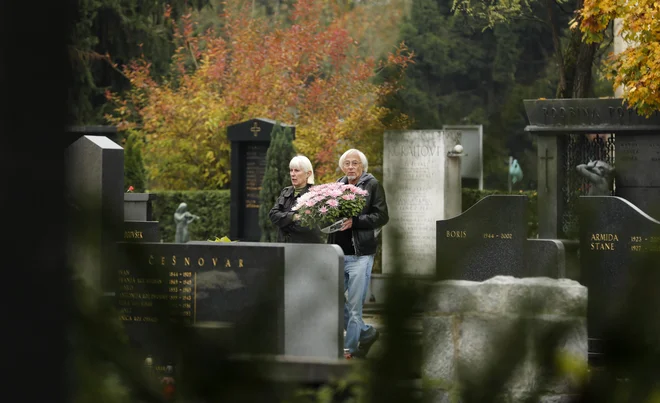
top-left (382, 130), bottom-right (461, 275)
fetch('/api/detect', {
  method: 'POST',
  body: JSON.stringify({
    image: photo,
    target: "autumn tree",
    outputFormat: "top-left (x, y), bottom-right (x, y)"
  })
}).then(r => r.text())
top-left (259, 123), bottom-right (296, 242)
top-left (123, 131), bottom-right (148, 192)
top-left (106, 0), bottom-right (413, 190)
top-left (580, 0), bottom-right (660, 116)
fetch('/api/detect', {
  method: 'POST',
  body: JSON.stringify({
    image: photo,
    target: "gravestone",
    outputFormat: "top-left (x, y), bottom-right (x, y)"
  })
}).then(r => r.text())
top-left (227, 119), bottom-right (296, 241)
top-left (66, 135), bottom-right (124, 292)
top-left (116, 242), bottom-right (343, 372)
top-left (382, 130), bottom-right (462, 275)
top-left (65, 125), bottom-right (120, 148)
top-left (579, 196), bottom-right (660, 363)
top-left (124, 192), bottom-right (157, 221)
top-left (443, 125), bottom-right (484, 189)
top-left (436, 195), bottom-right (527, 281)
top-left (524, 239), bottom-right (566, 278)
top-left (124, 193), bottom-right (160, 242)
top-left (123, 221), bottom-right (160, 243)
top-left (614, 136), bottom-right (660, 217)
top-left (523, 98), bottom-right (660, 238)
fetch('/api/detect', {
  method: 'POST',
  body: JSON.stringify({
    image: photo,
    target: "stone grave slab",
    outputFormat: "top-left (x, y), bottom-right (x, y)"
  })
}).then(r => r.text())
top-left (227, 119), bottom-right (295, 241)
top-left (66, 135), bottom-right (123, 292)
top-left (524, 239), bottom-right (566, 278)
top-left (124, 192), bottom-right (157, 221)
top-left (383, 130), bottom-right (461, 275)
top-left (116, 242), bottom-right (343, 373)
top-left (123, 221), bottom-right (160, 243)
top-left (615, 135), bottom-right (660, 218)
top-left (436, 195), bottom-right (527, 281)
top-left (579, 196), bottom-right (660, 342)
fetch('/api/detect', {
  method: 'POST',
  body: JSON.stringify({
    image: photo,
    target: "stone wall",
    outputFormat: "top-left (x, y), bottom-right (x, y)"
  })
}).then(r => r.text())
top-left (422, 276), bottom-right (587, 403)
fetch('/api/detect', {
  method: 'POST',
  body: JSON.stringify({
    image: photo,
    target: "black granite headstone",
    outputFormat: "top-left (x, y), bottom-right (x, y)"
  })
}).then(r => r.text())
top-left (615, 135), bottom-right (660, 218)
top-left (579, 196), bottom-right (660, 346)
top-left (524, 239), bottom-right (566, 278)
top-left (66, 135), bottom-right (124, 291)
top-left (117, 242), bottom-right (285, 371)
top-left (65, 126), bottom-right (120, 148)
top-left (123, 221), bottom-right (160, 243)
top-left (227, 118), bottom-right (295, 241)
top-left (436, 195), bottom-right (527, 281)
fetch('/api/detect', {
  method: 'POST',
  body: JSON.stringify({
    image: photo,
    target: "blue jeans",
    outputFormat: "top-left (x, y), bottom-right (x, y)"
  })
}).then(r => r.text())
top-left (343, 254), bottom-right (374, 354)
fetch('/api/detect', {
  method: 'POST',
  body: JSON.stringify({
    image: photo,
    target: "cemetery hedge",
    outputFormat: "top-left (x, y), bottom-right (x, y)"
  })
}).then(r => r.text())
top-left (152, 190), bottom-right (231, 242)
top-left (151, 188), bottom-right (538, 243)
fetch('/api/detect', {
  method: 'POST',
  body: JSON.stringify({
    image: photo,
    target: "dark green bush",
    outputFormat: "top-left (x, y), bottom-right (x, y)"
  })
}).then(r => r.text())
top-left (150, 188), bottom-right (538, 244)
top-left (152, 190), bottom-right (231, 242)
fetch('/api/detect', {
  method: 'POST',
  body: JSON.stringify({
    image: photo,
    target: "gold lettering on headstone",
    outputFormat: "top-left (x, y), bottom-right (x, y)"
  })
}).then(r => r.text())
top-left (225, 259), bottom-right (231, 268)
top-left (446, 230), bottom-right (467, 238)
top-left (239, 259), bottom-right (244, 268)
top-left (148, 255), bottom-right (155, 265)
top-left (198, 257), bottom-right (205, 267)
top-left (590, 233), bottom-right (619, 251)
top-left (172, 255), bottom-right (177, 266)
top-left (184, 257), bottom-right (191, 266)
top-left (212, 258), bottom-right (218, 267)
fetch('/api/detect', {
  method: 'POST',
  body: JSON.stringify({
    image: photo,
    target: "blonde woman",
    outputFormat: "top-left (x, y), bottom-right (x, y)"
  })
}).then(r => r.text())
top-left (268, 155), bottom-right (324, 243)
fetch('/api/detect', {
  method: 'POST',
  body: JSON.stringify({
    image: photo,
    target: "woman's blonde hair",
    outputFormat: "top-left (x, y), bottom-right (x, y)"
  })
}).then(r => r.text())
top-left (289, 155), bottom-right (315, 184)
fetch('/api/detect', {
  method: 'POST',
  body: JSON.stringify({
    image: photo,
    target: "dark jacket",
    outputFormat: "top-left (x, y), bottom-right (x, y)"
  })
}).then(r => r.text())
top-left (268, 185), bottom-right (324, 243)
top-left (327, 173), bottom-right (389, 255)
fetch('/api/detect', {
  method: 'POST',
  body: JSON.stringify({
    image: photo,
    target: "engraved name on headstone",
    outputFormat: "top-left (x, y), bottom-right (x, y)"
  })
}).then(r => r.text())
top-left (436, 195), bottom-right (527, 281)
top-left (382, 130), bottom-right (461, 275)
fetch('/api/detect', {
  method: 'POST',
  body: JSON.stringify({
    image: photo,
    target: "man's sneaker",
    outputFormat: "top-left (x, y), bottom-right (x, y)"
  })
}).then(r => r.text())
top-left (355, 328), bottom-right (380, 358)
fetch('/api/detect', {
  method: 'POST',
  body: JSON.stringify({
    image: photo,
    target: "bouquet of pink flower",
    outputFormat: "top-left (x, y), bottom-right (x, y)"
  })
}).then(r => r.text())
top-left (292, 182), bottom-right (369, 233)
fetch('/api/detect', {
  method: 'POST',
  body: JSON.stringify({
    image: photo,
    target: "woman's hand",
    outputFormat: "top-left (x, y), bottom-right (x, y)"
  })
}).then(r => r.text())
top-left (340, 217), bottom-right (353, 231)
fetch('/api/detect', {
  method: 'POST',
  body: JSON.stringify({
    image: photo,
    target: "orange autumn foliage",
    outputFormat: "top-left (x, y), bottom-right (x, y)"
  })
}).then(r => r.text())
top-left (106, 0), bottom-right (413, 190)
top-left (579, 0), bottom-right (660, 116)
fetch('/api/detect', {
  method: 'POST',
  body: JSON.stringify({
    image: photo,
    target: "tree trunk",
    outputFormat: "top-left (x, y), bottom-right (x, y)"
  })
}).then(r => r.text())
top-left (572, 41), bottom-right (598, 98)
top-left (546, 0), bottom-right (567, 98)
top-left (554, 0), bottom-right (599, 99)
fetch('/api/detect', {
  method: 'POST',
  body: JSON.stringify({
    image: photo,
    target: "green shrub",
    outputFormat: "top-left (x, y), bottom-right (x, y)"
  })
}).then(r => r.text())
top-left (152, 190), bottom-right (231, 242)
top-left (258, 123), bottom-right (296, 242)
top-left (150, 188), bottom-right (538, 244)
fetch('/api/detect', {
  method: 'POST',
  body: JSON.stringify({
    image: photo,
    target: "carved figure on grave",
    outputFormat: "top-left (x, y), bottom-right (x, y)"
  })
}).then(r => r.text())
top-left (174, 203), bottom-right (200, 243)
top-left (576, 160), bottom-right (614, 195)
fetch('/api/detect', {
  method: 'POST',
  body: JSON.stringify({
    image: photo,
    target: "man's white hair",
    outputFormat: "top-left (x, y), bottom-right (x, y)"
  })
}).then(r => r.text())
top-left (338, 149), bottom-right (368, 173)
top-left (289, 155), bottom-right (315, 184)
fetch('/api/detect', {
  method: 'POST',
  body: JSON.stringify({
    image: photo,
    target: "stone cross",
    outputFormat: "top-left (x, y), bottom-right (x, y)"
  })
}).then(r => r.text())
top-left (540, 148), bottom-right (554, 192)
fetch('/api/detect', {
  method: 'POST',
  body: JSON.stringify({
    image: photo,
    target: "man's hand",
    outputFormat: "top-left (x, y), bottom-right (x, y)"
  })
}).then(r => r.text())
top-left (293, 213), bottom-right (300, 221)
top-left (340, 217), bottom-right (353, 231)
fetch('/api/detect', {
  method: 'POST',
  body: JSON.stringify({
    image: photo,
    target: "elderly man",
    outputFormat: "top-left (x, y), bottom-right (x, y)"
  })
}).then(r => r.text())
top-left (328, 149), bottom-right (389, 359)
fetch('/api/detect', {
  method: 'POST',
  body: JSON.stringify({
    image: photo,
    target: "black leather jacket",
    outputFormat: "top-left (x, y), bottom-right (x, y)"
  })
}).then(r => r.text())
top-left (327, 173), bottom-right (389, 255)
top-left (268, 185), bottom-right (324, 243)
